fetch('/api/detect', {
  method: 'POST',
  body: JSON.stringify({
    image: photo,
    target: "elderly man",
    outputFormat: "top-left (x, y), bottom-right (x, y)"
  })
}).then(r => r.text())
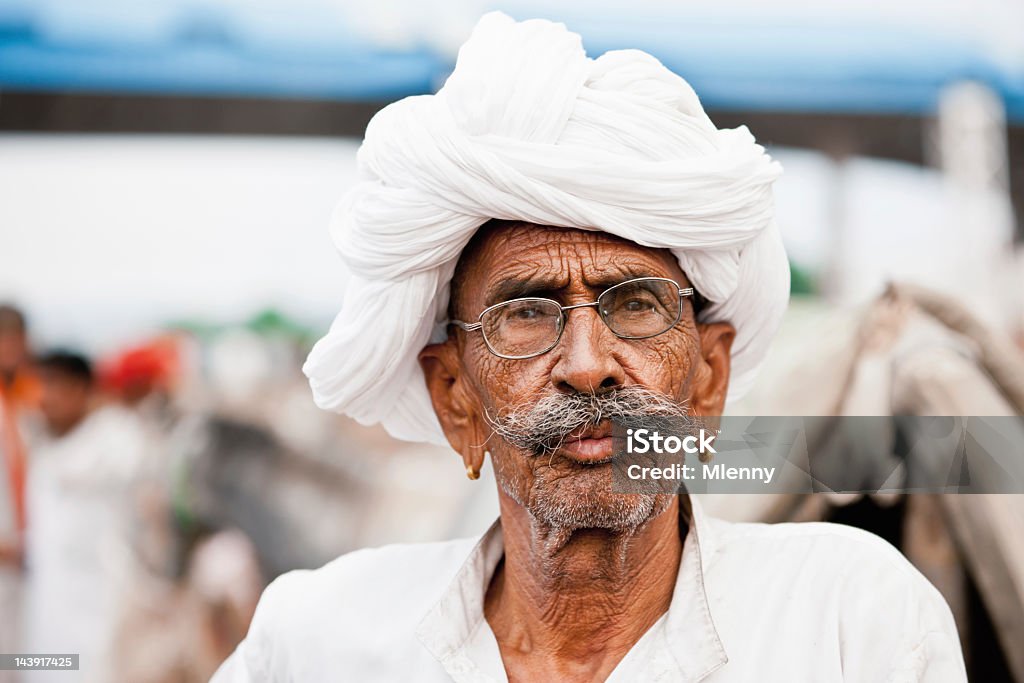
top-left (213, 13), bottom-right (964, 683)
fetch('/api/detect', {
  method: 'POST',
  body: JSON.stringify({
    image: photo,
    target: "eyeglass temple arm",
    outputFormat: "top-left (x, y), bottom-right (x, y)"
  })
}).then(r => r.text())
top-left (679, 287), bottom-right (694, 297)
top-left (450, 320), bottom-right (482, 331)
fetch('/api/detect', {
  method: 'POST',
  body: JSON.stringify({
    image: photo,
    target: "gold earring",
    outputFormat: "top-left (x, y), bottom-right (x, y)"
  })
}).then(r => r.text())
top-left (466, 450), bottom-right (489, 480)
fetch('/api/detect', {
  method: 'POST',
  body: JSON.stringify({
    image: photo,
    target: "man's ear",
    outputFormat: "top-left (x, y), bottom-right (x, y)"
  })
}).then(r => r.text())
top-left (690, 321), bottom-right (735, 417)
top-left (419, 340), bottom-right (488, 477)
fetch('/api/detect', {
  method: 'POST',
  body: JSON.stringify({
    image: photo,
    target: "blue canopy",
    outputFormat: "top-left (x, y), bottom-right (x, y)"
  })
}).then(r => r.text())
top-left (1, 0), bottom-right (1021, 121)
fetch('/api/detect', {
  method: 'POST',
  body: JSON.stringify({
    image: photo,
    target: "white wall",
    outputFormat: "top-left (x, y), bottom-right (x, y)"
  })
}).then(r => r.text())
top-left (0, 135), bottom-right (357, 352)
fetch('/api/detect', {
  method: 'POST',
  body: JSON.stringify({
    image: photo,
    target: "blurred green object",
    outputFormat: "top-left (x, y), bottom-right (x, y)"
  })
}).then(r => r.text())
top-left (790, 262), bottom-right (817, 295)
top-left (165, 308), bottom-right (318, 345)
top-left (245, 308), bottom-right (315, 343)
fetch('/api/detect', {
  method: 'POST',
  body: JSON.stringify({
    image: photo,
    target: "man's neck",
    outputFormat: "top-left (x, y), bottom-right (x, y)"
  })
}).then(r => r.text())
top-left (485, 494), bottom-right (683, 682)
top-left (48, 410), bottom-right (89, 440)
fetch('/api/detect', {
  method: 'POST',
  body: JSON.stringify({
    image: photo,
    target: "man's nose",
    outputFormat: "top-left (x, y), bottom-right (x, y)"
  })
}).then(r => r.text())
top-left (549, 307), bottom-right (626, 394)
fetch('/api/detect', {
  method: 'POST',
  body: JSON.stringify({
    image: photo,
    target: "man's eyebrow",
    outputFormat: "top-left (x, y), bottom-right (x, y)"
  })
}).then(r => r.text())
top-left (583, 270), bottom-right (670, 291)
top-left (486, 277), bottom-right (564, 306)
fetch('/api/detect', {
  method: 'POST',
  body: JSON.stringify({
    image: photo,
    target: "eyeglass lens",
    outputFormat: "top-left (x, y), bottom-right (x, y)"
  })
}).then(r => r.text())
top-left (481, 299), bottom-right (563, 358)
top-left (599, 279), bottom-right (681, 338)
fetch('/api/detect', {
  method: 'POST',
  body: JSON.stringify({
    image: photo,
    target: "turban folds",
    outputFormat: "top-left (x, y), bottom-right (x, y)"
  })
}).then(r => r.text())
top-left (304, 12), bottom-right (788, 445)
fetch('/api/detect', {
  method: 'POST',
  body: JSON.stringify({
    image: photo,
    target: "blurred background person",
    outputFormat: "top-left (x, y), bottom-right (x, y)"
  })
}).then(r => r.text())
top-left (0, 304), bottom-right (37, 559)
top-left (0, 304), bottom-right (38, 683)
top-left (24, 351), bottom-right (147, 682)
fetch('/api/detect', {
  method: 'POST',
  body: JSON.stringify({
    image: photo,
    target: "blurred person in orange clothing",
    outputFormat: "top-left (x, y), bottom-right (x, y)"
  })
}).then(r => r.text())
top-left (0, 304), bottom-right (39, 562)
top-left (0, 305), bottom-right (37, 401)
top-left (0, 305), bottom-right (39, 683)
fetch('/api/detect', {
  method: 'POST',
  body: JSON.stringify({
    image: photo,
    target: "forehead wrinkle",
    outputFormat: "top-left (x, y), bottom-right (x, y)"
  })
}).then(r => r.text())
top-left (493, 232), bottom-right (680, 282)
top-left (484, 252), bottom-right (677, 307)
top-left (484, 262), bottom-right (570, 306)
top-left (578, 257), bottom-right (680, 289)
top-left (450, 222), bottom-right (690, 316)
top-left (536, 231), bottom-right (685, 287)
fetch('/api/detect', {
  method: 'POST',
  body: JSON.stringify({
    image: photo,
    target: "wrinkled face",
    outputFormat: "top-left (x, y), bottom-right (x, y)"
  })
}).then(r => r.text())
top-left (421, 222), bottom-right (734, 531)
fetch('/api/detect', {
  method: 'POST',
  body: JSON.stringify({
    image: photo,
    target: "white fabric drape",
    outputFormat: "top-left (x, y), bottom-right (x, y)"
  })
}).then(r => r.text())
top-left (304, 12), bottom-right (789, 444)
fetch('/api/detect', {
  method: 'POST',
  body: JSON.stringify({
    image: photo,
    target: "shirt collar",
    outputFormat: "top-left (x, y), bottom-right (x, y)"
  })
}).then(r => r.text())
top-left (416, 495), bottom-right (728, 682)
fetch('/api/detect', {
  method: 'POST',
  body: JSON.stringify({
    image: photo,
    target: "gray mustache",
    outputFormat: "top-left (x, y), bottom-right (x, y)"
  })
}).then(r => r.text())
top-left (488, 386), bottom-right (695, 455)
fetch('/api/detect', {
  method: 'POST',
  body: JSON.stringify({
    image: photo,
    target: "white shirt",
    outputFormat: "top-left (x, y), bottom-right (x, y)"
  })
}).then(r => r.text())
top-left (213, 497), bottom-right (966, 682)
top-left (25, 407), bottom-right (148, 683)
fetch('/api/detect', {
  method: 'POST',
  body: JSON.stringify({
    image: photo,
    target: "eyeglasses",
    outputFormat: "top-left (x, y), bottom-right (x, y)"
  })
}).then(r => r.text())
top-left (450, 277), bottom-right (695, 360)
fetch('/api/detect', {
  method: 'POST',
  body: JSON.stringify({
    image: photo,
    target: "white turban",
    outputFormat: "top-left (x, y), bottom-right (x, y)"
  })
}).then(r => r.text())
top-left (303, 12), bottom-right (788, 445)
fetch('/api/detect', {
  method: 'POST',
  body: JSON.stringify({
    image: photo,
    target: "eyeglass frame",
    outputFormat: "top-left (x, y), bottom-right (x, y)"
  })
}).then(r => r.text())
top-left (449, 276), bottom-right (696, 360)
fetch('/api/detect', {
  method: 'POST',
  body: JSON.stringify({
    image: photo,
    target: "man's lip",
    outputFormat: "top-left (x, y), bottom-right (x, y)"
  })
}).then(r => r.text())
top-left (558, 436), bottom-right (615, 463)
top-left (557, 422), bottom-right (615, 462)
top-left (566, 422), bottom-right (612, 441)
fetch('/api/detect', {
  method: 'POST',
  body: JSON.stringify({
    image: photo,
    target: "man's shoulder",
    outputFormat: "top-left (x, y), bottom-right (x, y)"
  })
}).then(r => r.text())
top-left (323, 533), bottom-right (478, 574)
top-left (249, 535), bottom-right (480, 638)
top-left (701, 516), bottom-right (965, 679)
top-left (710, 516), bottom-right (916, 577)
top-left (705, 515), bottom-right (957, 632)
top-left (220, 536), bottom-right (483, 679)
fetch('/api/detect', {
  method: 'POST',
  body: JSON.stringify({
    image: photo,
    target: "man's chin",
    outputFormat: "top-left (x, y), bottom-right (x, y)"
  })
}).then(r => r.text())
top-left (491, 442), bottom-right (673, 532)
top-left (526, 484), bottom-right (671, 532)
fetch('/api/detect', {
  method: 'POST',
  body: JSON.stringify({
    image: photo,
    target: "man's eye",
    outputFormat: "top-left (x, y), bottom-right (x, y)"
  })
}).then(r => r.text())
top-left (513, 306), bottom-right (545, 319)
top-left (622, 298), bottom-right (655, 312)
